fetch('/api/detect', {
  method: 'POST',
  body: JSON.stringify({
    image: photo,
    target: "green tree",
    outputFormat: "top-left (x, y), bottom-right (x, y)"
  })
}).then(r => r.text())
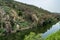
top-left (24, 32), bottom-right (43, 40)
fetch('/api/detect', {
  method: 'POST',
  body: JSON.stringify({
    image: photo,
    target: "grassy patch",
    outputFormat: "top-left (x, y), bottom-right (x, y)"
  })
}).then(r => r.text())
top-left (45, 30), bottom-right (60, 40)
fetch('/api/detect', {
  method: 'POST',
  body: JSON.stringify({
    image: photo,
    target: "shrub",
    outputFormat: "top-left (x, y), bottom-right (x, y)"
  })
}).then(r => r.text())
top-left (45, 30), bottom-right (60, 40)
top-left (24, 32), bottom-right (43, 40)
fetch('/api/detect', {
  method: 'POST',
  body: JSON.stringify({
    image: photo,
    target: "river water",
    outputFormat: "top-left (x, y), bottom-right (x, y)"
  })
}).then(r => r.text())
top-left (42, 21), bottom-right (60, 38)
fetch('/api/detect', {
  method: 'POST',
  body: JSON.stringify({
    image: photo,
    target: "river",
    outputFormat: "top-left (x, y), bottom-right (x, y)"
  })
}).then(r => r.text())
top-left (42, 21), bottom-right (60, 38)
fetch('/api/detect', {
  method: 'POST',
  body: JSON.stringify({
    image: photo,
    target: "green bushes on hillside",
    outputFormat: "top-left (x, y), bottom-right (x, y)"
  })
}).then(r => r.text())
top-left (24, 32), bottom-right (43, 40)
top-left (45, 30), bottom-right (60, 40)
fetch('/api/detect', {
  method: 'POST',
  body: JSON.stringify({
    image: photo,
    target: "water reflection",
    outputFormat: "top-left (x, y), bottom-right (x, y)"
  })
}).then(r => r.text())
top-left (42, 21), bottom-right (60, 38)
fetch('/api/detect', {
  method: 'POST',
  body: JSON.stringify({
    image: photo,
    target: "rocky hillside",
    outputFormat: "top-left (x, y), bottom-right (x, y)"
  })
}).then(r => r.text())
top-left (0, 0), bottom-right (60, 34)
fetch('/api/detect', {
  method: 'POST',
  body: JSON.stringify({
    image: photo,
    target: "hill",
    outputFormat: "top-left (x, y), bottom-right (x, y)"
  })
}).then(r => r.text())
top-left (0, 0), bottom-right (60, 39)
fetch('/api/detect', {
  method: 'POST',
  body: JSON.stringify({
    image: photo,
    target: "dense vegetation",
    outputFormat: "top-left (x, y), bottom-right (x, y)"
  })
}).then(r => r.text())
top-left (0, 0), bottom-right (60, 40)
top-left (45, 30), bottom-right (60, 40)
top-left (24, 32), bottom-right (42, 40)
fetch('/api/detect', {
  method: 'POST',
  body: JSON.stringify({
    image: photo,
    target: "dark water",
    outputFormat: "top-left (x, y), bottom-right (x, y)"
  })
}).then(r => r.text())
top-left (42, 21), bottom-right (60, 38)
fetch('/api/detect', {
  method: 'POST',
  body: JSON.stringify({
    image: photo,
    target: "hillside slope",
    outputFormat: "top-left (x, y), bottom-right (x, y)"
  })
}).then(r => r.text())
top-left (0, 0), bottom-right (60, 34)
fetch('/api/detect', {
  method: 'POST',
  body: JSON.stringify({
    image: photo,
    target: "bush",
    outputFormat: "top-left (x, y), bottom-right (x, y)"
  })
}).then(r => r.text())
top-left (19, 21), bottom-right (30, 28)
top-left (45, 30), bottom-right (60, 40)
top-left (24, 32), bottom-right (43, 40)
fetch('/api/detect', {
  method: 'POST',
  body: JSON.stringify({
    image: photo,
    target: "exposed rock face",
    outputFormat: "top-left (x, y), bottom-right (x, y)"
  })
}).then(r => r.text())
top-left (4, 15), bottom-right (12, 33)
top-left (0, 7), bottom-right (6, 28)
top-left (0, 7), bottom-right (12, 34)
top-left (0, 6), bottom-right (19, 34)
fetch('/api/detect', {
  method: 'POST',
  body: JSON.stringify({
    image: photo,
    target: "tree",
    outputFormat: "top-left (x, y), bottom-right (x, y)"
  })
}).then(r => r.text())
top-left (24, 32), bottom-right (43, 40)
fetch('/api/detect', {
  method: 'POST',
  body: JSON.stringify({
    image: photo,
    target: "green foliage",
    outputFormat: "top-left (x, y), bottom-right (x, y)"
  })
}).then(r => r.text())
top-left (45, 30), bottom-right (60, 40)
top-left (0, 28), bottom-right (5, 34)
top-left (0, 32), bottom-right (21, 40)
top-left (19, 21), bottom-right (31, 28)
top-left (18, 11), bottom-right (23, 16)
top-left (24, 32), bottom-right (43, 40)
top-left (2, 6), bottom-right (11, 14)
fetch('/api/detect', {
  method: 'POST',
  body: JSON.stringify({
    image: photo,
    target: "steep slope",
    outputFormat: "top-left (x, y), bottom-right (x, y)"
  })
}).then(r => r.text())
top-left (0, 0), bottom-right (60, 34)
